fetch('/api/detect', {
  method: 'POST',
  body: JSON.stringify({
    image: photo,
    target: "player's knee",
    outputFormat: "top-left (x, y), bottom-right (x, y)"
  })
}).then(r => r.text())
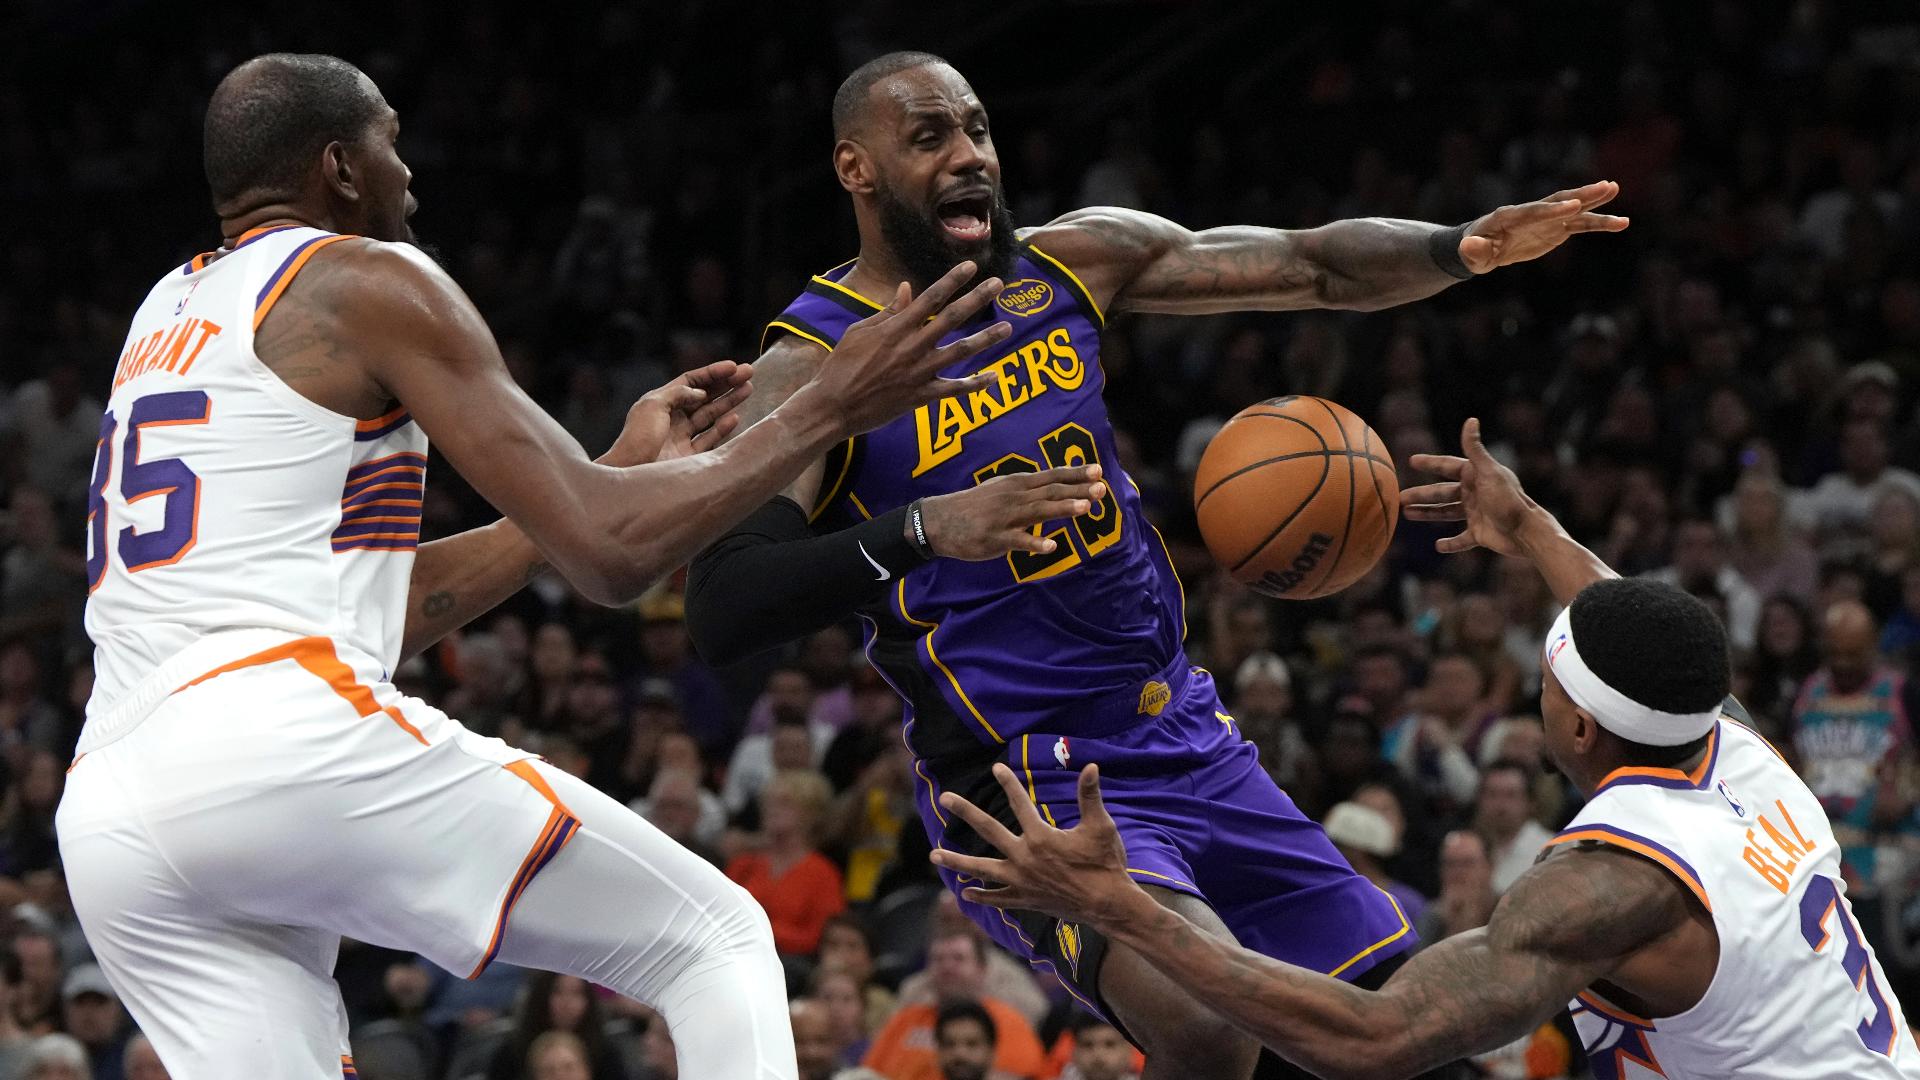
top-left (703, 880), bottom-right (775, 957)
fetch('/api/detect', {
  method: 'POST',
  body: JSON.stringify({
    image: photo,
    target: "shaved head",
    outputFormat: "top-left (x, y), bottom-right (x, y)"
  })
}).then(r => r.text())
top-left (203, 53), bottom-right (386, 211)
top-left (832, 50), bottom-right (950, 139)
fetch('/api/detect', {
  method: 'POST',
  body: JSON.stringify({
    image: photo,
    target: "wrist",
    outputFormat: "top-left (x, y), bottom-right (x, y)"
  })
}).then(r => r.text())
top-left (1513, 505), bottom-right (1565, 554)
top-left (1103, 881), bottom-right (1170, 941)
top-left (780, 384), bottom-right (853, 452)
top-left (1428, 222), bottom-right (1474, 280)
top-left (905, 499), bottom-right (938, 559)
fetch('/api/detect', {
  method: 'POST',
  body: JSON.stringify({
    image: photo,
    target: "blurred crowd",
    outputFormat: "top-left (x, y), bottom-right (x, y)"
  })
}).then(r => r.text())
top-left (5, 1), bottom-right (1920, 1078)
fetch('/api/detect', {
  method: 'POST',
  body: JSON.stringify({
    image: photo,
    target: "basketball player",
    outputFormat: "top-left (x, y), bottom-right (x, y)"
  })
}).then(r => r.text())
top-left (57, 53), bottom-right (1105, 1078)
top-left (685, 51), bottom-right (1626, 1079)
top-left (933, 418), bottom-right (1920, 1080)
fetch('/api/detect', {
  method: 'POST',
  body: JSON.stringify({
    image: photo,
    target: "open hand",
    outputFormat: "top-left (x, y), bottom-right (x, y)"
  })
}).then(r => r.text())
top-left (929, 763), bottom-right (1143, 928)
top-left (1458, 181), bottom-right (1629, 274)
top-left (920, 465), bottom-right (1108, 560)
top-left (602, 360), bottom-right (755, 467)
top-left (818, 262), bottom-right (1013, 436)
top-left (1401, 417), bottom-right (1539, 557)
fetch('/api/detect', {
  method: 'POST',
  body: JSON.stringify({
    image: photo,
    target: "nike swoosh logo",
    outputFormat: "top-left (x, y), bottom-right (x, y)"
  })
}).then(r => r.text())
top-left (857, 541), bottom-right (890, 581)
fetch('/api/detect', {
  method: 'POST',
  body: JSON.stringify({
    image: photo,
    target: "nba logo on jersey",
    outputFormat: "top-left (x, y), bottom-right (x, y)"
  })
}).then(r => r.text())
top-left (173, 280), bottom-right (199, 315)
top-left (1717, 778), bottom-right (1745, 817)
top-left (1054, 737), bottom-right (1071, 768)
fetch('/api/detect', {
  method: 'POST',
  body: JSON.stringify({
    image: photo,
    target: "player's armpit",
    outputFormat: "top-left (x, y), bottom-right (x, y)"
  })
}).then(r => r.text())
top-left (1026, 207), bottom-right (1466, 317)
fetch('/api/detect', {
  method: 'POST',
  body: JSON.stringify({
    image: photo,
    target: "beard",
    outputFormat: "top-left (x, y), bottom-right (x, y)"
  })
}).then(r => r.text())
top-left (875, 181), bottom-right (1019, 295)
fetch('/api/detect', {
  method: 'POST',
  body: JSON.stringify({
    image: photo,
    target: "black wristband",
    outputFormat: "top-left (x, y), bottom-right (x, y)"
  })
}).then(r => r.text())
top-left (869, 505), bottom-right (932, 573)
top-left (907, 498), bottom-right (937, 559)
top-left (1428, 222), bottom-right (1475, 280)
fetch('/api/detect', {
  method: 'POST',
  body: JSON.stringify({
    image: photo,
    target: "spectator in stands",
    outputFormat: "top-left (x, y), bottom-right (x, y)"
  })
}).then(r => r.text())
top-left (816, 916), bottom-right (897, 1036)
top-left (864, 930), bottom-right (1046, 1080)
top-left (724, 671), bottom-right (831, 817)
top-left (931, 999), bottom-right (1019, 1080)
top-left (726, 770), bottom-right (844, 958)
top-left (1882, 567), bottom-right (1920, 670)
top-left (59, 965), bottom-right (126, 1080)
top-left (1724, 472), bottom-right (1820, 604)
top-left (1651, 519), bottom-right (1762, 650)
top-left (120, 1035), bottom-right (166, 1080)
top-left (12, 928), bottom-right (59, 1033)
top-left (1231, 652), bottom-right (1318, 807)
top-left (1057, 1012), bottom-right (1141, 1080)
top-left (1791, 600), bottom-right (1919, 888)
top-left (0, 948), bottom-right (32, 1077)
top-left (1475, 760), bottom-right (1553, 894)
top-left (486, 973), bottom-right (628, 1080)
top-left (563, 648), bottom-right (631, 798)
top-left (631, 768), bottom-right (725, 865)
top-left (826, 742), bottom-right (911, 905)
top-left (3, 366), bottom-right (100, 507)
top-left (897, 895), bottom-right (1048, 1029)
top-left (1321, 801), bottom-right (1425, 926)
top-left (822, 664), bottom-right (899, 792)
top-left (1387, 653), bottom-right (1487, 812)
top-left (0, 643), bottom-right (63, 769)
top-left (790, 998), bottom-right (842, 1080)
top-left (810, 966), bottom-right (873, 1066)
top-left (22, 1033), bottom-right (88, 1080)
top-left (527, 1030), bottom-right (594, 1080)
top-left (1864, 488), bottom-right (1920, 618)
top-left (0, 487), bottom-right (86, 647)
top-left (1805, 420), bottom-right (1920, 542)
top-left (1440, 593), bottom-right (1522, 716)
top-left (522, 622), bottom-right (578, 732)
top-left (1747, 596), bottom-right (1821, 737)
top-left (634, 1011), bottom-right (676, 1080)
top-left (1417, 830), bottom-right (1498, 945)
top-left (635, 590), bottom-right (731, 756)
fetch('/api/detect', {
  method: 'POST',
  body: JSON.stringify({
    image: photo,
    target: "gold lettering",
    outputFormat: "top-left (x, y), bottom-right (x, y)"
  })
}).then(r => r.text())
top-left (177, 319), bottom-right (222, 374)
top-left (1044, 328), bottom-right (1084, 390)
top-left (1743, 845), bottom-right (1792, 894)
top-left (1759, 815), bottom-right (1804, 860)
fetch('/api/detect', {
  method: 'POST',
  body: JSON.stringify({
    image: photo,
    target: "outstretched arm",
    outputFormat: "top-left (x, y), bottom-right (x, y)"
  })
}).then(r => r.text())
top-left (1401, 417), bottom-right (1617, 606)
top-left (397, 362), bottom-right (753, 661)
top-left (932, 765), bottom-right (1689, 1080)
top-left (1025, 182), bottom-right (1626, 316)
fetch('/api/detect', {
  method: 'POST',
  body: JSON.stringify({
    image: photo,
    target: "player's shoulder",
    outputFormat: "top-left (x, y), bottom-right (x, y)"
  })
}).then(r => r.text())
top-left (1020, 206), bottom-right (1182, 260)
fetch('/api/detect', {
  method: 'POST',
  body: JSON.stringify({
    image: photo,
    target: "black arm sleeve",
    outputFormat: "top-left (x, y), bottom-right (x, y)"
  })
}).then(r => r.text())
top-left (685, 496), bottom-right (929, 665)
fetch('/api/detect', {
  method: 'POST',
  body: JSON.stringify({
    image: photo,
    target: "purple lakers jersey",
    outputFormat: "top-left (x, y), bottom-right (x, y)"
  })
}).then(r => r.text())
top-left (766, 243), bottom-right (1188, 767)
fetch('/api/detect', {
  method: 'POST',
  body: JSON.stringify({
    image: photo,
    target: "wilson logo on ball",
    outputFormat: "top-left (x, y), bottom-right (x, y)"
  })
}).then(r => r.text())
top-left (1256, 532), bottom-right (1334, 595)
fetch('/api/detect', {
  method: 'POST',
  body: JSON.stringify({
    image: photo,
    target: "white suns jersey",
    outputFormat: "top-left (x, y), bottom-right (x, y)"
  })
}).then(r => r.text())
top-left (1551, 718), bottom-right (1917, 1080)
top-left (84, 225), bottom-right (423, 718)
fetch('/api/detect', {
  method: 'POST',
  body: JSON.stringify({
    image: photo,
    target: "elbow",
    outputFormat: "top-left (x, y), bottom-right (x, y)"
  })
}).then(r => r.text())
top-left (558, 547), bottom-right (668, 608)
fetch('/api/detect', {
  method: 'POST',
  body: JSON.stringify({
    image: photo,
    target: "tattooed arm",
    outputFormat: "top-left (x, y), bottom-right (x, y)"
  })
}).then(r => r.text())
top-left (1023, 181), bottom-right (1626, 317)
top-left (933, 764), bottom-right (1699, 1080)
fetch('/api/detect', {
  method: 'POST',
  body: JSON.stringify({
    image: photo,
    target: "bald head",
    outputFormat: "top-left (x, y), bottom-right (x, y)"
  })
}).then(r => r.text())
top-left (832, 50), bottom-right (951, 139)
top-left (203, 53), bottom-right (386, 211)
top-left (1823, 600), bottom-right (1879, 690)
top-left (790, 999), bottom-right (839, 1080)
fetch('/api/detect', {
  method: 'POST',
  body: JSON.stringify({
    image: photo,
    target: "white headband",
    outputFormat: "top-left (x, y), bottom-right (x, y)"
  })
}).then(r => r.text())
top-left (1542, 606), bottom-right (1719, 746)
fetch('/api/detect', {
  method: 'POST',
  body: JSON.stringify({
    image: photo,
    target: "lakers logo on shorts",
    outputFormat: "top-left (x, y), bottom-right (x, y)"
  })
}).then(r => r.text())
top-left (1056, 921), bottom-right (1084, 979)
top-left (1138, 680), bottom-right (1171, 716)
top-left (996, 278), bottom-right (1054, 318)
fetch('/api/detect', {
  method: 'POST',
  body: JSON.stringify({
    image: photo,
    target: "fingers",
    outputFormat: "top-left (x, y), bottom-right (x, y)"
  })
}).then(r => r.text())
top-left (893, 261), bottom-right (979, 326)
top-left (1542, 180), bottom-right (1619, 210)
top-left (1436, 530), bottom-right (1481, 555)
top-left (1402, 500), bottom-right (1464, 522)
top-left (1461, 417), bottom-right (1492, 462)
top-left (682, 360), bottom-right (741, 392)
top-left (648, 383), bottom-right (709, 413)
top-left (1567, 213), bottom-right (1630, 233)
top-left (1407, 453), bottom-right (1467, 480)
top-left (959, 885), bottom-right (1025, 911)
top-left (1504, 197), bottom-right (1583, 224)
top-left (910, 276), bottom-right (1008, 358)
top-left (936, 786), bottom-right (1023, 854)
top-left (992, 763), bottom-right (1047, 833)
top-left (689, 412), bottom-right (740, 453)
top-left (930, 848), bottom-right (1012, 883)
top-left (1022, 464), bottom-right (1102, 488)
top-left (687, 380), bottom-right (753, 432)
top-left (924, 370), bottom-right (1000, 407)
top-left (1011, 529), bottom-right (1061, 555)
top-left (929, 321), bottom-right (1015, 370)
top-left (1075, 764), bottom-right (1113, 830)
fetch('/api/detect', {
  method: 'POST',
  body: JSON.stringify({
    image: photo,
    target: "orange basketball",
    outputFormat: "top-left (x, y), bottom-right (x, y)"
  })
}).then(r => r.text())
top-left (1193, 396), bottom-right (1399, 600)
